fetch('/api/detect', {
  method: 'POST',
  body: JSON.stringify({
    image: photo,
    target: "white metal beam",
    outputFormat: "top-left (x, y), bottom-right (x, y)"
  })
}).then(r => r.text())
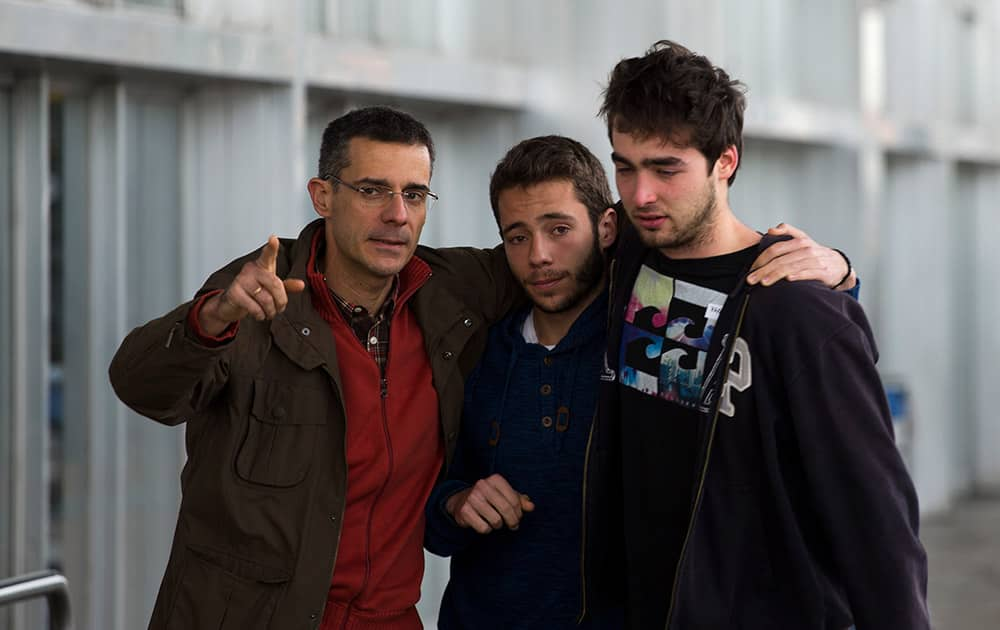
top-left (0, 0), bottom-right (531, 109)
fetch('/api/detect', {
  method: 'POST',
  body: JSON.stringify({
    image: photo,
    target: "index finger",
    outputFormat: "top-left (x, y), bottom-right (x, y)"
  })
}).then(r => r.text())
top-left (256, 235), bottom-right (280, 273)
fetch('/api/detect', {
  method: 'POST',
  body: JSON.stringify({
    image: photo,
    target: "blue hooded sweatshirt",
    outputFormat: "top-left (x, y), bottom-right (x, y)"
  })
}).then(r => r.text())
top-left (425, 291), bottom-right (621, 629)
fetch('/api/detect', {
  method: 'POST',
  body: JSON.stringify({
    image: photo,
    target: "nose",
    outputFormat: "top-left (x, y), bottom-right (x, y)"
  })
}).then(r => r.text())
top-left (528, 236), bottom-right (552, 267)
top-left (631, 171), bottom-right (658, 209)
top-left (380, 193), bottom-right (409, 224)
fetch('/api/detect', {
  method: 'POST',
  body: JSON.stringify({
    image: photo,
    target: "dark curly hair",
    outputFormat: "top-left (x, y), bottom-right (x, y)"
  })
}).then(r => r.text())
top-left (488, 135), bottom-right (613, 232)
top-left (600, 40), bottom-right (746, 185)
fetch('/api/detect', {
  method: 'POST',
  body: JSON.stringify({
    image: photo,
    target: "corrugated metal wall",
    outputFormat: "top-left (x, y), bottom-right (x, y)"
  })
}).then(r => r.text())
top-left (2, 1), bottom-right (999, 628)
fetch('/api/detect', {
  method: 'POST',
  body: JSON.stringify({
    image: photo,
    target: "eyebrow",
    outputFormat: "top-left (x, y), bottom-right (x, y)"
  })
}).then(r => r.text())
top-left (610, 152), bottom-right (687, 168)
top-left (500, 212), bottom-right (577, 235)
top-left (355, 177), bottom-right (431, 191)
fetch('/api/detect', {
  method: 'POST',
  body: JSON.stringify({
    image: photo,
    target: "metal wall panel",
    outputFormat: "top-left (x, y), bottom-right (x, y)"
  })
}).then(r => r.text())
top-left (880, 157), bottom-right (957, 513)
top-left (6, 73), bottom-right (50, 630)
top-left (60, 83), bottom-right (129, 630)
top-left (0, 84), bottom-right (12, 630)
top-left (123, 89), bottom-right (184, 630)
top-left (969, 166), bottom-right (1000, 488)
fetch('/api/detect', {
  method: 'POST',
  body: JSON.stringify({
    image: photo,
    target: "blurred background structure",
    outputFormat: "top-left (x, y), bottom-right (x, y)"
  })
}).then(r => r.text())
top-left (1, 0), bottom-right (999, 628)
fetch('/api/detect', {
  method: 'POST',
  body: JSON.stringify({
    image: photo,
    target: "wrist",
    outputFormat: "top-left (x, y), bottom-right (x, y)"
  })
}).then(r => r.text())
top-left (189, 291), bottom-right (240, 342)
top-left (831, 248), bottom-right (854, 290)
top-left (197, 295), bottom-right (232, 336)
top-left (444, 491), bottom-right (464, 517)
top-left (836, 268), bottom-right (858, 291)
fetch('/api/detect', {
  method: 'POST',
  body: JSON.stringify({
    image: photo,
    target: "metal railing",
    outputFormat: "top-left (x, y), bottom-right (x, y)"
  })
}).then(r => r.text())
top-left (0, 570), bottom-right (72, 630)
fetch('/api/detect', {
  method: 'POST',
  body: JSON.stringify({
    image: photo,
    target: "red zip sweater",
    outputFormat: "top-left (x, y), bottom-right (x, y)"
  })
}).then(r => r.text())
top-left (306, 236), bottom-right (444, 630)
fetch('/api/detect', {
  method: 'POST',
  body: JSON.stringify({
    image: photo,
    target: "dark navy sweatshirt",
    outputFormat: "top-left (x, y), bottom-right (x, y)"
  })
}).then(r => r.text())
top-left (424, 291), bottom-right (621, 630)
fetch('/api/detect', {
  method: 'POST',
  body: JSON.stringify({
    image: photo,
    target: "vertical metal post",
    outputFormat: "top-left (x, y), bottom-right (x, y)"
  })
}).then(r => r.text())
top-left (0, 81), bottom-right (12, 630)
top-left (60, 83), bottom-right (129, 630)
top-left (8, 73), bottom-right (51, 630)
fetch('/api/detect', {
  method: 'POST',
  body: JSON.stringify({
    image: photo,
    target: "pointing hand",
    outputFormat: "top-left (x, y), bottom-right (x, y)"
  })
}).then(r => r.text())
top-left (198, 235), bottom-right (306, 335)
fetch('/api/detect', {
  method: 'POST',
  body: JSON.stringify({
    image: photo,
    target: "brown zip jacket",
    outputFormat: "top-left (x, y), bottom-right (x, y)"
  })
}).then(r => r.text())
top-left (109, 219), bottom-right (517, 629)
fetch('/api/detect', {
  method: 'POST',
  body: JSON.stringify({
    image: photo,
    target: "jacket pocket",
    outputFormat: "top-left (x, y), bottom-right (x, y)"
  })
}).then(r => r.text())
top-left (235, 378), bottom-right (328, 488)
top-left (166, 545), bottom-right (291, 630)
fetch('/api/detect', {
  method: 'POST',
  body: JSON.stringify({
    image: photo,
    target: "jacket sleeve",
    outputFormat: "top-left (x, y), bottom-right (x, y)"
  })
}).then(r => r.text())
top-left (786, 312), bottom-right (930, 629)
top-left (418, 244), bottom-right (522, 326)
top-left (108, 262), bottom-right (244, 426)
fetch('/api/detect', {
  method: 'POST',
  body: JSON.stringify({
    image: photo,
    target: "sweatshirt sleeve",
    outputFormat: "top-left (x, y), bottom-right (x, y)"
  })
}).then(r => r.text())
top-left (786, 315), bottom-right (930, 629)
top-left (424, 426), bottom-right (480, 557)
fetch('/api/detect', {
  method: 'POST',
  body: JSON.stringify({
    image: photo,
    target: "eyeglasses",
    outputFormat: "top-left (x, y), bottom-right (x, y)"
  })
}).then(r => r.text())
top-left (324, 174), bottom-right (438, 212)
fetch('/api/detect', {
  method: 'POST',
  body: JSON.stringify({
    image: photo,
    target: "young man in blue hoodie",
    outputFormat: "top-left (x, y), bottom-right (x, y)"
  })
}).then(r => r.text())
top-left (423, 134), bottom-right (859, 629)
top-left (424, 135), bottom-right (623, 629)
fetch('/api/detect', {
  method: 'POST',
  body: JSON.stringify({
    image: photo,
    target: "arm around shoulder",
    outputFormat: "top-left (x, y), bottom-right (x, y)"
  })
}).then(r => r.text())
top-left (418, 244), bottom-right (522, 326)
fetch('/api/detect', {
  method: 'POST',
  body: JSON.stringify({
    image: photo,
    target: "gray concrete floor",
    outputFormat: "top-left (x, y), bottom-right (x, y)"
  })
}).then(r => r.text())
top-left (923, 494), bottom-right (1000, 629)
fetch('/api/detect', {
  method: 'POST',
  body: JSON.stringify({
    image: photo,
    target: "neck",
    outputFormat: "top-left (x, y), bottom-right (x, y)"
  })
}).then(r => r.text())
top-left (661, 205), bottom-right (760, 260)
top-left (530, 279), bottom-right (604, 347)
top-left (323, 257), bottom-right (394, 314)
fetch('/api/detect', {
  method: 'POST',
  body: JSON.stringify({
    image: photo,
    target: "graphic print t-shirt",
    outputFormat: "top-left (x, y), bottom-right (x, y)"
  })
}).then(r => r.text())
top-left (618, 244), bottom-right (756, 630)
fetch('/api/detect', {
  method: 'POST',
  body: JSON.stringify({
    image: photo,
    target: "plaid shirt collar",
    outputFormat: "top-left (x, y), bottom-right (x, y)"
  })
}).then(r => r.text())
top-left (312, 237), bottom-right (398, 372)
top-left (329, 278), bottom-right (396, 342)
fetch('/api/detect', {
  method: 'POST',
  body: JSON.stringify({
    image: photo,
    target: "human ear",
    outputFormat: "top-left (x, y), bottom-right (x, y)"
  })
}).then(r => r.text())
top-left (715, 145), bottom-right (739, 181)
top-left (307, 177), bottom-right (333, 218)
top-left (598, 207), bottom-right (617, 248)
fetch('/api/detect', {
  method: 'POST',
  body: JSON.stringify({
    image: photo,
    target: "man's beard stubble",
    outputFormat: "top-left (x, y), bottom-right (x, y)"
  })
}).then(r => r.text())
top-left (638, 180), bottom-right (718, 253)
top-left (534, 232), bottom-right (606, 315)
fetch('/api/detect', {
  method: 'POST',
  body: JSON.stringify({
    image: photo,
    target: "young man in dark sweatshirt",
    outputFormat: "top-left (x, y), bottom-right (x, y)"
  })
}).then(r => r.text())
top-left (424, 135), bottom-right (623, 629)
top-left (596, 41), bottom-right (930, 629)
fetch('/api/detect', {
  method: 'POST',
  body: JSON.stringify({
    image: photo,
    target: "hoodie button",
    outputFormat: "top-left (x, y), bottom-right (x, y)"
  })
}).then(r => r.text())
top-left (540, 384), bottom-right (552, 395)
top-left (301, 326), bottom-right (311, 336)
top-left (543, 356), bottom-right (553, 366)
top-left (463, 317), bottom-right (473, 327)
top-left (541, 416), bottom-right (553, 428)
top-left (442, 351), bottom-right (454, 360)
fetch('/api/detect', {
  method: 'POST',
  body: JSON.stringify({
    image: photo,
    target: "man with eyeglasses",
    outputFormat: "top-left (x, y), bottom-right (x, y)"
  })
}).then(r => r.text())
top-left (110, 104), bottom-right (854, 630)
top-left (109, 106), bottom-right (519, 630)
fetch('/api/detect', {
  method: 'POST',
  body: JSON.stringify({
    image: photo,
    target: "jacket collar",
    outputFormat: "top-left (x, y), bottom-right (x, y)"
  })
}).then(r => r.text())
top-left (269, 219), bottom-right (434, 384)
top-left (304, 225), bottom-right (432, 328)
top-left (269, 220), bottom-right (340, 386)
